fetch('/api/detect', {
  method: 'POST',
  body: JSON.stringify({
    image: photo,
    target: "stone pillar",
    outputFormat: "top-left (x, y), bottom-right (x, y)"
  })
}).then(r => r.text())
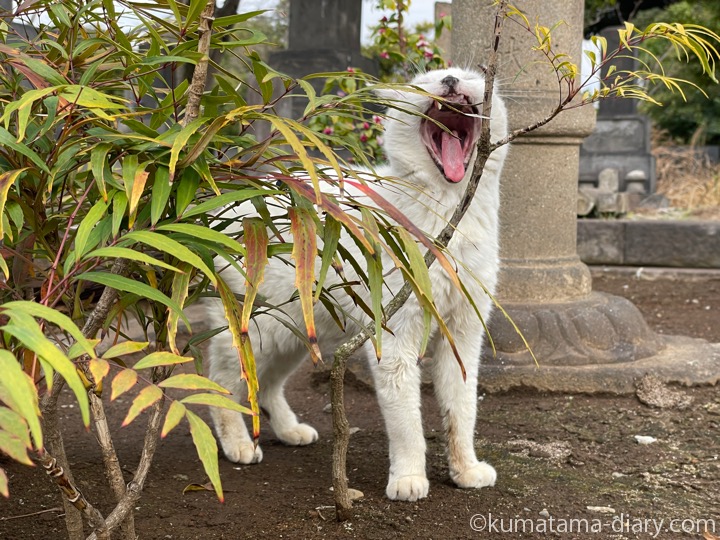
top-left (451, 0), bottom-right (687, 391)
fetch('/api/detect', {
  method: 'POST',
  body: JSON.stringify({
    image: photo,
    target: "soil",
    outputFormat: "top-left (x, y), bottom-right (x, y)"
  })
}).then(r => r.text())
top-left (1, 270), bottom-right (719, 540)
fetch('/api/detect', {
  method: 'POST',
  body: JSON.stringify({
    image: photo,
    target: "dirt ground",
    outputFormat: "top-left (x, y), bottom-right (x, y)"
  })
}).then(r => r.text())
top-left (1, 270), bottom-right (719, 539)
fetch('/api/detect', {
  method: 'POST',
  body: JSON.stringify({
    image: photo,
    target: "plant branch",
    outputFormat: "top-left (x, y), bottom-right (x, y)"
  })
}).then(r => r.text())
top-left (34, 449), bottom-right (109, 540)
top-left (329, 0), bottom-right (508, 521)
top-left (86, 397), bottom-right (165, 540)
top-left (183, 1), bottom-right (215, 126)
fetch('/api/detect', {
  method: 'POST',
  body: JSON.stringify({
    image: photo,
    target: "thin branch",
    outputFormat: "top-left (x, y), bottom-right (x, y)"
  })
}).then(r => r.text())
top-left (34, 449), bottom-right (110, 540)
top-left (329, 0), bottom-right (508, 521)
top-left (86, 397), bottom-right (165, 540)
top-left (183, 1), bottom-right (215, 127)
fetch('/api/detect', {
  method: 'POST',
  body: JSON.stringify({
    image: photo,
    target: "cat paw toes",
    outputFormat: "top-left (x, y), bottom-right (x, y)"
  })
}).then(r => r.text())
top-left (386, 475), bottom-right (429, 501)
top-left (223, 442), bottom-right (263, 465)
top-left (276, 423), bottom-right (318, 446)
top-left (452, 461), bottom-right (496, 489)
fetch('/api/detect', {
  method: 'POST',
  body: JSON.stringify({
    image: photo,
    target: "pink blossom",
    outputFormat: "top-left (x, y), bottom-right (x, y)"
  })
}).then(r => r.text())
top-left (363, 122), bottom-right (370, 130)
top-left (424, 50), bottom-right (434, 59)
top-left (376, 136), bottom-right (384, 146)
top-left (380, 51), bottom-right (390, 59)
top-left (323, 127), bottom-right (333, 135)
top-left (360, 134), bottom-right (368, 143)
top-left (380, 16), bottom-right (388, 23)
top-left (439, 12), bottom-right (446, 18)
top-left (379, 28), bottom-right (386, 35)
top-left (337, 90), bottom-right (346, 97)
top-left (373, 115), bottom-right (382, 124)
top-left (346, 67), bottom-right (355, 73)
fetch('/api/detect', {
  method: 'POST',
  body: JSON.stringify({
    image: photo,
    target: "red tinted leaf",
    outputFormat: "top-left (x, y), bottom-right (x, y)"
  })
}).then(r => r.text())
top-left (289, 207), bottom-right (321, 364)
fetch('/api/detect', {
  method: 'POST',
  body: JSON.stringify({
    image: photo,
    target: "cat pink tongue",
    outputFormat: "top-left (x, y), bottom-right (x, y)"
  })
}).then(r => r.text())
top-left (441, 130), bottom-right (465, 182)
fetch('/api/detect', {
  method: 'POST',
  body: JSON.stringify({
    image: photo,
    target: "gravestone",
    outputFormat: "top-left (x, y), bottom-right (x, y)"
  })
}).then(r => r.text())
top-left (579, 26), bottom-right (656, 194)
top-left (269, 0), bottom-right (376, 120)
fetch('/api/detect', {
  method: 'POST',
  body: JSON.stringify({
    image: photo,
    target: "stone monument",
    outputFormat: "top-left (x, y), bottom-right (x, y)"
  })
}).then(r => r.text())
top-left (579, 26), bottom-right (657, 196)
top-left (269, 0), bottom-right (376, 120)
top-left (453, 0), bottom-right (720, 393)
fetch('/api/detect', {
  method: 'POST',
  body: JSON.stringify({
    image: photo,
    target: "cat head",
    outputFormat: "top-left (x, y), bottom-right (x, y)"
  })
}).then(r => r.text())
top-left (375, 67), bottom-right (507, 187)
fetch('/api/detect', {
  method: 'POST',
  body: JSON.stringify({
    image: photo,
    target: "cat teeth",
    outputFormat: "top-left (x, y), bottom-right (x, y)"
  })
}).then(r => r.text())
top-left (435, 101), bottom-right (443, 110)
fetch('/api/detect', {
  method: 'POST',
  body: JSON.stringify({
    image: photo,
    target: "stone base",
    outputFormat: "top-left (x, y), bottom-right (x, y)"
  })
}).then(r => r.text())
top-left (347, 291), bottom-right (720, 395)
top-left (478, 335), bottom-right (720, 394)
top-left (485, 292), bottom-right (663, 366)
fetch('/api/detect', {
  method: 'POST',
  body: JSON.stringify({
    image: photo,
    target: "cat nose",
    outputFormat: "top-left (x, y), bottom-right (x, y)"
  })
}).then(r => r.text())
top-left (441, 75), bottom-right (459, 89)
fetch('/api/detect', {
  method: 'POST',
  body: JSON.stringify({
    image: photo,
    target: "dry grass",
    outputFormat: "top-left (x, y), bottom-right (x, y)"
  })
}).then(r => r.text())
top-left (649, 130), bottom-right (720, 220)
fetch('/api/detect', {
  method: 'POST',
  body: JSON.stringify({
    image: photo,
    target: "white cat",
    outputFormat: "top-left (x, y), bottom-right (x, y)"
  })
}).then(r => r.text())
top-left (205, 67), bottom-right (509, 502)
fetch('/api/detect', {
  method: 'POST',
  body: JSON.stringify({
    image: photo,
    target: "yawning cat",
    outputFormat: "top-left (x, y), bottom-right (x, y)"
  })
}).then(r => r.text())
top-left (205, 67), bottom-right (509, 501)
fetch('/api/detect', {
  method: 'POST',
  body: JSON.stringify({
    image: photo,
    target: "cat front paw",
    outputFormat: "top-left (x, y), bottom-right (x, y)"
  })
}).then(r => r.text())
top-left (386, 475), bottom-right (429, 501)
top-left (451, 461), bottom-right (496, 489)
top-left (223, 441), bottom-right (263, 465)
top-left (275, 423), bottom-right (319, 446)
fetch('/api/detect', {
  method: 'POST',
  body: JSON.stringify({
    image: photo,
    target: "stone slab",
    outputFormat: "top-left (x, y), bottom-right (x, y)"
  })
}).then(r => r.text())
top-left (477, 335), bottom-right (720, 394)
top-left (578, 219), bottom-right (720, 268)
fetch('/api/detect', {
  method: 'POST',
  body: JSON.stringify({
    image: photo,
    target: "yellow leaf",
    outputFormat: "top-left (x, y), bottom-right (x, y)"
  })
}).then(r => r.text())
top-left (186, 410), bottom-right (223, 501)
top-left (111, 369), bottom-right (138, 401)
top-left (161, 400), bottom-right (186, 438)
top-left (122, 385), bottom-right (163, 426)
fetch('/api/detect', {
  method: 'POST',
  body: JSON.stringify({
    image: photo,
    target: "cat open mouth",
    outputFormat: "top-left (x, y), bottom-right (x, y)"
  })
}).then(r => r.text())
top-left (420, 94), bottom-right (481, 183)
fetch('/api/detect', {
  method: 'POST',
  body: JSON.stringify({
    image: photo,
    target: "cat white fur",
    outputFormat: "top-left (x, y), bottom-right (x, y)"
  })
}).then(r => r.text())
top-left (205, 67), bottom-right (508, 502)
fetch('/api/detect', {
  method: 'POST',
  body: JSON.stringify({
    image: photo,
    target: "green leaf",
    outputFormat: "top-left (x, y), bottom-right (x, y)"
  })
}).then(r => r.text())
top-left (150, 165), bottom-right (171, 226)
top-left (57, 85), bottom-right (127, 116)
top-left (0, 169), bottom-right (26, 240)
top-left (1, 301), bottom-right (96, 358)
top-left (181, 393), bottom-right (254, 415)
top-left (112, 191), bottom-right (128, 238)
top-left (0, 408), bottom-right (31, 449)
top-left (315, 216), bottom-right (341, 302)
top-left (169, 118), bottom-right (207, 181)
top-left (182, 189), bottom-right (281, 219)
top-left (0, 128), bottom-right (49, 174)
top-left (158, 374), bottom-right (230, 393)
top-left (167, 262), bottom-right (192, 355)
top-left (0, 350), bottom-right (42, 450)
top-left (111, 369), bottom-right (138, 401)
top-left (0, 431), bottom-right (32, 466)
top-left (76, 272), bottom-right (191, 329)
top-left (121, 230), bottom-right (216, 285)
top-left (122, 385), bottom-right (163, 426)
top-left (134, 351), bottom-right (193, 370)
top-left (74, 199), bottom-right (109, 260)
top-left (84, 246), bottom-right (184, 273)
top-left (176, 167), bottom-right (200, 216)
top-left (103, 340), bottom-right (149, 359)
top-left (0, 254), bottom-right (9, 281)
top-left (289, 208), bottom-right (321, 364)
top-left (91, 143), bottom-right (112, 202)
top-left (161, 400), bottom-right (186, 438)
top-left (2, 313), bottom-right (90, 427)
top-left (186, 410), bottom-right (223, 501)
top-left (157, 223), bottom-right (246, 255)
top-left (217, 276), bottom-right (261, 441)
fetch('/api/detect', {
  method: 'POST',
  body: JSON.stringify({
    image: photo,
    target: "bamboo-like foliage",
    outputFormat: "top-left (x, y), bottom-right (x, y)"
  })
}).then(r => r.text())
top-left (0, 0), bottom-right (461, 531)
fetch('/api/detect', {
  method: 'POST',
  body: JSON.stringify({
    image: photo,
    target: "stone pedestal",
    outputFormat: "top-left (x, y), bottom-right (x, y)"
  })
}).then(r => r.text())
top-left (450, 0), bottom-right (720, 393)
